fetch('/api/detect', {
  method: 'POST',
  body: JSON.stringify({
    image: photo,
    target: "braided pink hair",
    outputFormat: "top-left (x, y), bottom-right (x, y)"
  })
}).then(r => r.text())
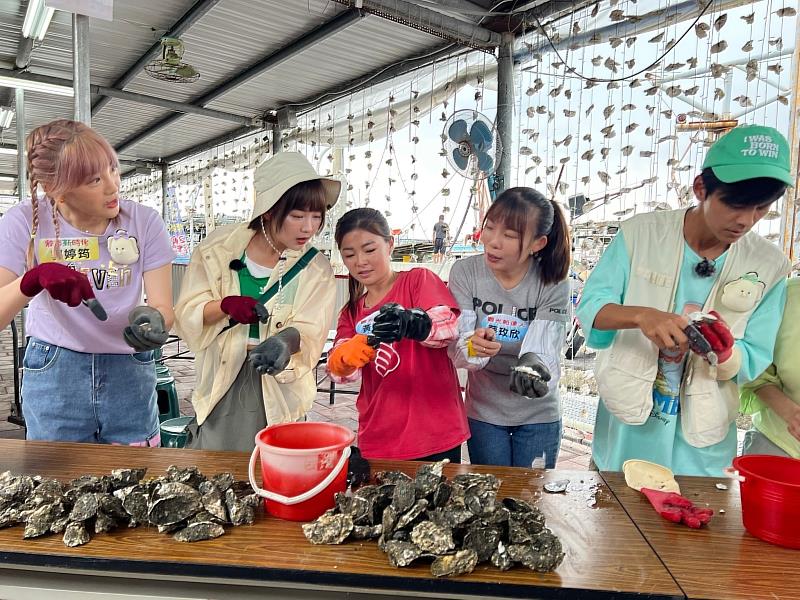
top-left (25, 119), bottom-right (119, 267)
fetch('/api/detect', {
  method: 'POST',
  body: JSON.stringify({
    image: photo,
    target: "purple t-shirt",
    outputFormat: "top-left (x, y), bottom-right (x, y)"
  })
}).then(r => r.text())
top-left (0, 198), bottom-right (175, 354)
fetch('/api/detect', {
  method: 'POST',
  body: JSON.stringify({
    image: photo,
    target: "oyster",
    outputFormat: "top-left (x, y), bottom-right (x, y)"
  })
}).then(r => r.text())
top-left (24, 504), bottom-right (63, 539)
top-left (375, 471), bottom-right (412, 485)
top-left (410, 521), bottom-right (455, 555)
top-left (491, 541), bottom-right (513, 571)
top-left (302, 513), bottom-right (354, 545)
top-left (148, 482), bottom-right (202, 526)
top-left (544, 479), bottom-right (570, 493)
top-left (463, 524), bottom-right (502, 562)
top-left (385, 540), bottom-right (422, 567)
top-left (431, 549), bottom-right (478, 577)
top-left (351, 524), bottom-right (383, 540)
top-left (109, 468), bottom-right (147, 490)
top-left (174, 521), bottom-right (225, 543)
top-left (395, 499), bottom-right (428, 530)
top-left (69, 493), bottom-right (99, 522)
top-left (63, 522), bottom-right (90, 547)
top-left (224, 488), bottom-right (255, 526)
top-left (391, 480), bottom-right (417, 513)
top-left (199, 482), bottom-right (228, 523)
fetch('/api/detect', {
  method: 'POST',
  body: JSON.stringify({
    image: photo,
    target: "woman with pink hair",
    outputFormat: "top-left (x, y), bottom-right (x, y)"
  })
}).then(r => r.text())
top-left (0, 119), bottom-right (175, 445)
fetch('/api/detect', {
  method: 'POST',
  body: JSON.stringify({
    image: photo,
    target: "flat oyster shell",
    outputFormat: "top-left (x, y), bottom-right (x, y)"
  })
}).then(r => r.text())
top-left (94, 510), bottom-right (117, 534)
top-left (385, 540), bottom-right (422, 567)
top-left (463, 524), bottom-right (502, 562)
top-left (352, 524), bottom-right (383, 540)
top-left (63, 521), bottom-right (90, 547)
top-left (391, 480), bottom-right (417, 513)
top-left (69, 493), bottom-right (99, 522)
top-left (431, 549), bottom-right (478, 577)
top-left (224, 488), bottom-right (254, 526)
top-left (148, 482), bottom-right (202, 526)
top-left (375, 471), bottom-right (412, 485)
top-left (507, 529), bottom-right (564, 572)
top-left (109, 468), bottom-right (147, 490)
top-left (24, 504), bottom-right (64, 539)
top-left (410, 521), bottom-right (455, 555)
top-left (395, 499), bottom-right (428, 530)
top-left (491, 541), bottom-right (513, 571)
top-left (200, 484), bottom-right (228, 523)
top-left (174, 521), bottom-right (225, 543)
top-left (115, 484), bottom-right (150, 522)
top-left (302, 513), bottom-right (354, 544)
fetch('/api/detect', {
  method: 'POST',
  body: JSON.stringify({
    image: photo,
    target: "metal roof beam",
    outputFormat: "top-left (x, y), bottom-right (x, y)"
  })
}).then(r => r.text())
top-left (333, 0), bottom-right (500, 47)
top-left (15, 36), bottom-right (34, 70)
top-left (162, 42), bottom-right (463, 165)
top-left (92, 0), bottom-right (223, 117)
top-left (162, 125), bottom-right (261, 164)
top-left (0, 68), bottom-right (259, 126)
top-left (114, 8), bottom-right (365, 156)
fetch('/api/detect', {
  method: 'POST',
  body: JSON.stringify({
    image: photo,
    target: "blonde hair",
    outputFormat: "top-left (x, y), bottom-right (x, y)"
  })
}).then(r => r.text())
top-left (25, 119), bottom-right (119, 267)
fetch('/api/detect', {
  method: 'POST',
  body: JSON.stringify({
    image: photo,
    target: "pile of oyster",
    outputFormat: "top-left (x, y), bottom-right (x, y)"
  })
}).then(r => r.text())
top-left (0, 466), bottom-right (260, 547)
top-left (302, 460), bottom-right (564, 577)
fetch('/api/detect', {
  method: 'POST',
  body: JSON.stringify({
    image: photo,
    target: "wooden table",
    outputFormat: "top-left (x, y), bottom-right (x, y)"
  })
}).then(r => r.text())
top-left (603, 471), bottom-right (799, 600)
top-left (0, 441), bottom-right (683, 600)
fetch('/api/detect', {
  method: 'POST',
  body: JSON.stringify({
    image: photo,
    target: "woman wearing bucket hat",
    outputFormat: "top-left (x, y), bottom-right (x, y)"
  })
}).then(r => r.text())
top-left (577, 124), bottom-right (792, 476)
top-left (174, 152), bottom-right (339, 452)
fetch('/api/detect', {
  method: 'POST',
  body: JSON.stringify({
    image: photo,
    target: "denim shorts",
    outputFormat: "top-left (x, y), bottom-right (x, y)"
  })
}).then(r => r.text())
top-left (467, 418), bottom-right (562, 468)
top-left (21, 337), bottom-right (160, 446)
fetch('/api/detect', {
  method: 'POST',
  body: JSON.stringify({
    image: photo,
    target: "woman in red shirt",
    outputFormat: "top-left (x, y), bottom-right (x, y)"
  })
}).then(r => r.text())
top-left (327, 208), bottom-right (469, 462)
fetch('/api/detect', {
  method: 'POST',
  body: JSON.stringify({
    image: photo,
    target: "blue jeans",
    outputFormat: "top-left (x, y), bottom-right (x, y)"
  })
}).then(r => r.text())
top-left (467, 418), bottom-right (562, 468)
top-left (21, 338), bottom-right (160, 445)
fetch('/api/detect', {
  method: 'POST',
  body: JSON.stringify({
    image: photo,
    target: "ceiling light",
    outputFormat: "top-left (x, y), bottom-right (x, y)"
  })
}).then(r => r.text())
top-left (0, 148), bottom-right (18, 155)
top-left (0, 176), bottom-right (17, 182)
top-left (0, 75), bottom-right (73, 97)
top-left (22, 0), bottom-right (55, 41)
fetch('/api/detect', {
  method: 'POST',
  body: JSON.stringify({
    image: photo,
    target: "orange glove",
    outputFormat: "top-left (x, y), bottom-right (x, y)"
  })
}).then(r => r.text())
top-left (328, 335), bottom-right (376, 377)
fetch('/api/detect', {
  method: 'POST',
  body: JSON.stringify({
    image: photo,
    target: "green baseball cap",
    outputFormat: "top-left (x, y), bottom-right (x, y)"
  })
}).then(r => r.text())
top-left (702, 124), bottom-right (794, 186)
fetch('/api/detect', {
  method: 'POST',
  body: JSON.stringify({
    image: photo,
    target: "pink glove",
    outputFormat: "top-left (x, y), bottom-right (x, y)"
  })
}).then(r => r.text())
top-left (220, 296), bottom-right (267, 325)
top-left (20, 263), bottom-right (95, 307)
top-left (641, 487), bottom-right (714, 528)
top-left (694, 311), bottom-right (734, 363)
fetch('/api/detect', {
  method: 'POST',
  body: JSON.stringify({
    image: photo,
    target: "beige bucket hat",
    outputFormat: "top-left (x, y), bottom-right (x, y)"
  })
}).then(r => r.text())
top-left (251, 151), bottom-right (341, 220)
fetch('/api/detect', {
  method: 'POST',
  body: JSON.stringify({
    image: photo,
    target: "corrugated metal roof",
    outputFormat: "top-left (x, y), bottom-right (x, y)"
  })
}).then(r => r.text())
top-left (0, 0), bottom-right (479, 167)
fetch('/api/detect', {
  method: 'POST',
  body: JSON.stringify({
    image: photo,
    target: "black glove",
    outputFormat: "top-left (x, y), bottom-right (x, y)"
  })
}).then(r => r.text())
top-left (371, 302), bottom-right (432, 344)
top-left (509, 352), bottom-right (551, 398)
top-left (123, 306), bottom-right (169, 352)
top-left (249, 327), bottom-right (300, 376)
top-left (347, 446), bottom-right (371, 489)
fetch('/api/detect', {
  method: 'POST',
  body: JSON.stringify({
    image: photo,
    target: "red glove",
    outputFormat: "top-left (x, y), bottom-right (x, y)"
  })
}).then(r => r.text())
top-left (694, 311), bottom-right (734, 362)
top-left (20, 263), bottom-right (95, 307)
top-left (641, 487), bottom-right (714, 528)
top-left (220, 296), bottom-right (265, 325)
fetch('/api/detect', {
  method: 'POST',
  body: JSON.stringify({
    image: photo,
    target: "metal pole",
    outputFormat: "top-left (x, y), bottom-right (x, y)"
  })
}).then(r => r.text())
top-left (272, 123), bottom-right (282, 154)
top-left (781, 17), bottom-right (800, 261)
top-left (161, 163), bottom-right (169, 222)
top-left (72, 14), bottom-right (91, 125)
top-left (15, 87), bottom-right (26, 202)
top-left (496, 33), bottom-right (514, 193)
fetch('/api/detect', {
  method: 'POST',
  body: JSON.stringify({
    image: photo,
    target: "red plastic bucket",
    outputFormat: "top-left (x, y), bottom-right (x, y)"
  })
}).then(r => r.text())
top-left (731, 454), bottom-right (800, 548)
top-left (248, 422), bottom-right (355, 522)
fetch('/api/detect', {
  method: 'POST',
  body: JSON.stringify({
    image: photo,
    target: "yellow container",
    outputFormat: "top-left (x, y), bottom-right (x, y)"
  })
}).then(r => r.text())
top-left (402, 255), bottom-right (411, 263)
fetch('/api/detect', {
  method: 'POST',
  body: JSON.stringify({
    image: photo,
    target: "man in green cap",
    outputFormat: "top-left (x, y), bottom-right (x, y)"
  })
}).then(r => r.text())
top-left (577, 124), bottom-right (792, 476)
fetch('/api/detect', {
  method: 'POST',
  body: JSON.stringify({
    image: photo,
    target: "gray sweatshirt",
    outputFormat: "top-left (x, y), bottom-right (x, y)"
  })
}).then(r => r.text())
top-left (448, 255), bottom-right (570, 426)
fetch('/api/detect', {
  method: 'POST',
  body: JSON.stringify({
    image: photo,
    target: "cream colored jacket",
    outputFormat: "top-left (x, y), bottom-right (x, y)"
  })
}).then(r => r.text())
top-left (174, 223), bottom-right (336, 425)
top-left (595, 208), bottom-right (789, 448)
